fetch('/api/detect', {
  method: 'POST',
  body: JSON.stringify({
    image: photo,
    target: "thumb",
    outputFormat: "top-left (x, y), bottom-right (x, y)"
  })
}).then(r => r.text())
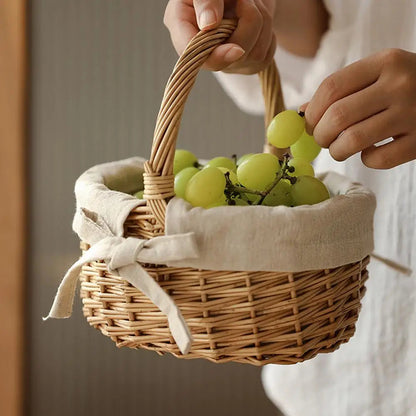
top-left (194, 0), bottom-right (224, 30)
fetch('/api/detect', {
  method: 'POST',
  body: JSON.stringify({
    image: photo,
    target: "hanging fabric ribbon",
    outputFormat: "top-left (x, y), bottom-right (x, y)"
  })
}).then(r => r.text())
top-left (44, 207), bottom-right (199, 355)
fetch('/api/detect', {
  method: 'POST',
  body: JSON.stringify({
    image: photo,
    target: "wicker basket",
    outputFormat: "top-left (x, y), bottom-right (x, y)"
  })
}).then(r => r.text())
top-left (79, 20), bottom-right (370, 366)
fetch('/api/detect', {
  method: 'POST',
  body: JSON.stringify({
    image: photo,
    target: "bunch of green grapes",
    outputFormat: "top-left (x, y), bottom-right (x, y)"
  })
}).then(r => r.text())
top-left (267, 110), bottom-right (330, 206)
top-left (135, 110), bottom-right (331, 208)
top-left (173, 152), bottom-right (236, 208)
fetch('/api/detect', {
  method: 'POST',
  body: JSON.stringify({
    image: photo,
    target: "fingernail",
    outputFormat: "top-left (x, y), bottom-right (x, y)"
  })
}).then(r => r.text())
top-left (199, 9), bottom-right (217, 30)
top-left (224, 46), bottom-right (245, 63)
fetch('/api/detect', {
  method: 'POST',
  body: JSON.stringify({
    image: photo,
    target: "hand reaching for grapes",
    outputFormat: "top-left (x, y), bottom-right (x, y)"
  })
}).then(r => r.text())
top-left (163, 0), bottom-right (277, 74)
top-left (301, 48), bottom-right (416, 169)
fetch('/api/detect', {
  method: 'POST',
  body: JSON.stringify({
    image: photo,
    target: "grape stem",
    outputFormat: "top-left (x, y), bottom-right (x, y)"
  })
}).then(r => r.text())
top-left (225, 154), bottom-right (292, 205)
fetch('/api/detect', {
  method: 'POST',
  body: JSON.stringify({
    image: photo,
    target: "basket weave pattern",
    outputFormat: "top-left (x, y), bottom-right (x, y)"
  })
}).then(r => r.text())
top-left (79, 21), bottom-right (369, 365)
top-left (80, 256), bottom-right (368, 365)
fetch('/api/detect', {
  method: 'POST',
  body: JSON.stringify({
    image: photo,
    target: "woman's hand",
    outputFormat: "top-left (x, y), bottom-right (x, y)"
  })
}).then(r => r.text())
top-left (163, 0), bottom-right (277, 74)
top-left (302, 48), bottom-right (416, 169)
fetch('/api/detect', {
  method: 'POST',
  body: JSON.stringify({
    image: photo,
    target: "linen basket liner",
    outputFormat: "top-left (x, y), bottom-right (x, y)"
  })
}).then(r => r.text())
top-left (76, 155), bottom-right (376, 272)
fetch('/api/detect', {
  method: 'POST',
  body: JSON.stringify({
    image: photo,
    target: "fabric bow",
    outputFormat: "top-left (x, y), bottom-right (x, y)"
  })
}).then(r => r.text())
top-left (44, 207), bottom-right (199, 355)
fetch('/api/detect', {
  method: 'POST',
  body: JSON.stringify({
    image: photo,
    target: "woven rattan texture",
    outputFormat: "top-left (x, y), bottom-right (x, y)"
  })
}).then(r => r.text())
top-left (80, 256), bottom-right (369, 365)
top-left (78, 21), bottom-right (370, 365)
top-left (142, 20), bottom-right (284, 228)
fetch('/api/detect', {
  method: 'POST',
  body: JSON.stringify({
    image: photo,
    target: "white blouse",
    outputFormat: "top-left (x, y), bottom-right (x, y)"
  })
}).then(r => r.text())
top-left (215, 1), bottom-right (416, 415)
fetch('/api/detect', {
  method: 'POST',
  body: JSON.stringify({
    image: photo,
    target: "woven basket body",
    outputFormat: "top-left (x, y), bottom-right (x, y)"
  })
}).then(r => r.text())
top-left (79, 21), bottom-right (370, 366)
top-left (80, 249), bottom-right (368, 366)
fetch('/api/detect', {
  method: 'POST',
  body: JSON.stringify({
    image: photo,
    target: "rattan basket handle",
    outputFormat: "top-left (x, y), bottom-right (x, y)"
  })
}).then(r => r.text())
top-left (143, 20), bottom-right (285, 226)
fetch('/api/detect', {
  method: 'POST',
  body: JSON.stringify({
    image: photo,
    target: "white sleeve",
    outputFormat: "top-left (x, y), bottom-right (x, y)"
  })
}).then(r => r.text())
top-left (213, 46), bottom-right (316, 114)
top-left (213, 23), bottom-right (354, 114)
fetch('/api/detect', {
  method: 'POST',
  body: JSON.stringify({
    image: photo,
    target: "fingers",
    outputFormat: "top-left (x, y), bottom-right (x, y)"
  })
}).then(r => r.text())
top-left (328, 109), bottom-right (404, 162)
top-left (361, 134), bottom-right (416, 169)
top-left (193, 0), bottom-right (224, 30)
top-left (164, 0), bottom-right (200, 55)
top-left (165, 0), bottom-right (276, 73)
top-left (203, 43), bottom-right (246, 71)
top-left (305, 54), bottom-right (383, 134)
top-left (222, 0), bottom-right (275, 74)
top-left (165, 0), bottom-right (243, 69)
top-left (227, 0), bottom-right (263, 57)
top-left (298, 102), bottom-right (309, 114)
top-left (222, 32), bottom-right (276, 74)
top-left (313, 82), bottom-right (389, 148)
top-left (301, 49), bottom-right (416, 169)
top-left (248, 0), bottom-right (274, 64)
top-left (204, 0), bottom-right (264, 72)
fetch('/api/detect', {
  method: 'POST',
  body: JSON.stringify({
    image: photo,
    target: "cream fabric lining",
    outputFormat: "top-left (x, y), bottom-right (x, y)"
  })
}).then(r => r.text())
top-left (72, 157), bottom-right (376, 272)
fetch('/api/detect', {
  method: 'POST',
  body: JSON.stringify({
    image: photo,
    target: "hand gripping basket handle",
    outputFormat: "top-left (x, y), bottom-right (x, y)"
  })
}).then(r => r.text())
top-left (143, 19), bottom-right (285, 227)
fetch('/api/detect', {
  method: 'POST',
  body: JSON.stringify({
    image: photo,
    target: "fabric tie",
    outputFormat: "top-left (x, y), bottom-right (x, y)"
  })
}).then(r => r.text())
top-left (44, 208), bottom-right (199, 355)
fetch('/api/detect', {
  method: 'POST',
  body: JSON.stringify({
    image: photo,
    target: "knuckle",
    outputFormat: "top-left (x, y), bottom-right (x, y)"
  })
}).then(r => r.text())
top-left (381, 72), bottom-right (416, 105)
top-left (322, 75), bottom-right (340, 102)
top-left (163, 11), bottom-right (169, 28)
top-left (395, 72), bottom-right (416, 96)
top-left (380, 48), bottom-right (406, 67)
top-left (163, 2), bottom-right (173, 28)
top-left (329, 104), bottom-right (347, 130)
top-left (344, 128), bottom-right (364, 152)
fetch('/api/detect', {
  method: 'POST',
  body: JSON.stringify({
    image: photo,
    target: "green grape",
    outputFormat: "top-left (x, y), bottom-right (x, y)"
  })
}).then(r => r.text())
top-left (174, 167), bottom-right (199, 199)
top-left (291, 176), bottom-right (330, 206)
top-left (205, 156), bottom-right (236, 172)
top-left (134, 190), bottom-right (144, 199)
top-left (237, 153), bottom-right (280, 191)
top-left (287, 158), bottom-right (315, 177)
top-left (236, 153), bottom-right (254, 166)
top-left (185, 167), bottom-right (226, 208)
top-left (206, 194), bottom-right (227, 208)
top-left (174, 149), bottom-right (198, 175)
top-left (218, 167), bottom-right (238, 184)
top-left (290, 130), bottom-right (321, 162)
top-left (263, 180), bottom-right (293, 207)
top-left (267, 110), bottom-right (305, 148)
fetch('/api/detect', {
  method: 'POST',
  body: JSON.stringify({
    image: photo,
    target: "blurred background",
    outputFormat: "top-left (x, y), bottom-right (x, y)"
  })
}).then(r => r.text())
top-left (1, 1), bottom-right (281, 415)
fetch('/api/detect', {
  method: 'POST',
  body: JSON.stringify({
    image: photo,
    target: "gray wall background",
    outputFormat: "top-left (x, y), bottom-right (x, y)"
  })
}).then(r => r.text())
top-left (29, 1), bottom-right (281, 415)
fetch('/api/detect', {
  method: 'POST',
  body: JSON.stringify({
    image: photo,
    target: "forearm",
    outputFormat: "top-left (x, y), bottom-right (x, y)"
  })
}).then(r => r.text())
top-left (273, 0), bottom-right (329, 58)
